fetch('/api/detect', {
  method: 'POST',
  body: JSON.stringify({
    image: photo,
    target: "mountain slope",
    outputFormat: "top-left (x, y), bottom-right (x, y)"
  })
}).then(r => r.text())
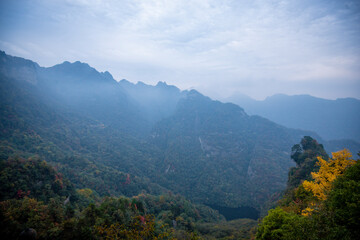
top-left (1, 50), bottom-right (358, 215)
top-left (226, 93), bottom-right (360, 142)
top-left (149, 90), bottom-right (322, 209)
top-left (0, 50), bottom-right (166, 197)
top-left (39, 60), bottom-right (152, 136)
top-left (119, 79), bottom-right (185, 124)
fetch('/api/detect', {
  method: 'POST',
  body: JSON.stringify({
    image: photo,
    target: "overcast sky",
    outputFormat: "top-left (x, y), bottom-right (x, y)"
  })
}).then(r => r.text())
top-left (0, 0), bottom-right (359, 100)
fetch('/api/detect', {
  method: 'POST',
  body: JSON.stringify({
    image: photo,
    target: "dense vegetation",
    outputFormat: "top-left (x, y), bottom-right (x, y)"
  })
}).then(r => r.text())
top-left (0, 156), bottom-right (261, 239)
top-left (0, 50), bottom-right (330, 210)
top-left (256, 137), bottom-right (359, 239)
top-left (150, 90), bottom-right (316, 209)
top-left (287, 136), bottom-right (329, 190)
top-left (1, 51), bottom-right (359, 239)
top-left (0, 156), bottom-right (77, 203)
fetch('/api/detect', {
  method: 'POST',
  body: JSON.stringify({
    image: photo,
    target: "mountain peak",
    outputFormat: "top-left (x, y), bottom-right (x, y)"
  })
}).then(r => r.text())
top-left (42, 60), bottom-right (117, 85)
top-left (51, 60), bottom-right (92, 71)
top-left (155, 81), bottom-right (180, 92)
top-left (101, 71), bottom-right (114, 81)
top-left (156, 81), bottom-right (167, 86)
top-left (136, 81), bottom-right (147, 86)
top-left (187, 89), bottom-right (204, 98)
top-left (0, 50), bottom-right (39, 84)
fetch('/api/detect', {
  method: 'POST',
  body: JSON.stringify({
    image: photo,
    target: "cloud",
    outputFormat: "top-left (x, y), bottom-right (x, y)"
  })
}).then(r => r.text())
top-left (0, 0), bottom-right (359, 99)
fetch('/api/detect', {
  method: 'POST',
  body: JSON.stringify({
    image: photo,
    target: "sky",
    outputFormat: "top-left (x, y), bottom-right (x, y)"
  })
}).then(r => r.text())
top-left (0, 0), bottom-right (359, 100)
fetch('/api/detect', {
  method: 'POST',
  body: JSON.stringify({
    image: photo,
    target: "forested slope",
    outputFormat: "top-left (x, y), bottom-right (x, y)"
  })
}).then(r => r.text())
top-left (1, 51), bottom-right (359, 239)
top-left (256, 137), bottom-right (360, 240)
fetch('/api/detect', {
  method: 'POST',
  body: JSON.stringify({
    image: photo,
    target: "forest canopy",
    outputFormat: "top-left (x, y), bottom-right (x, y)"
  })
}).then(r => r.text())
top-left (256, 145), bottom-right (359, 240)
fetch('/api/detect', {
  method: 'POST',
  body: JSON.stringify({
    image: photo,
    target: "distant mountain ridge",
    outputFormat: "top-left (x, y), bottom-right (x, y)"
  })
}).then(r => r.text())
top-left (226, 93), bottom-right (360, 142)
top-left (119, 79), bottom-right (185, 124)
top-left (1, 50), bottom-right (359, 213)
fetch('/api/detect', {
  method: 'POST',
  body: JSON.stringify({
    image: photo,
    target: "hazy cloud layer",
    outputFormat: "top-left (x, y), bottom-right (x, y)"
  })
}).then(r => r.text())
top-left (1, 0), bottom-right (359, 100)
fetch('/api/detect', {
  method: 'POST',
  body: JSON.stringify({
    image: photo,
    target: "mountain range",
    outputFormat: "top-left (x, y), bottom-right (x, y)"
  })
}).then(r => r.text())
top-left (225, 93), bottom-right (360, 142)
top-left (1, 50), bottom-right (359, 216)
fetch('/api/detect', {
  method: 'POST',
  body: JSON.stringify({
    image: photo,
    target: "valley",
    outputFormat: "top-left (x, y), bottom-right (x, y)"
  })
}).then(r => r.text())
top-left (0, 51), bottom-right (359, 239)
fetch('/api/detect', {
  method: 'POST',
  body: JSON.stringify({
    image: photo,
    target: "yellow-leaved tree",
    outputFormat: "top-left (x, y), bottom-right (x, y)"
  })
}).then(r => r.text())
top-left (302, 149), bottom-right (356, 201)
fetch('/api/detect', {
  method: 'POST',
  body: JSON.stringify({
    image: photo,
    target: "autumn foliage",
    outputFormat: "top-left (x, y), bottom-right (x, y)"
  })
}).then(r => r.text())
top-left (302, 149), bottom-right (356, 201)
top-left (256, 139), bottom-right (359, 240)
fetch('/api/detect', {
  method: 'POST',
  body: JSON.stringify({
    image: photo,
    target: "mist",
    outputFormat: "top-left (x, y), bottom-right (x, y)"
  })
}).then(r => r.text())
top-left (1, 1), bottom-right (360, 239)
top-left (1, 0), bottom-right (359, 100)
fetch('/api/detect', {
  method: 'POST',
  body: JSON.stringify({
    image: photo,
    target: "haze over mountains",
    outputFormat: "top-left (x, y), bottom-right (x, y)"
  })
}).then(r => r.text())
top-left (1, 50), bottom-right (359, 217)
top-left (225, 93), bottom-right (360, 143)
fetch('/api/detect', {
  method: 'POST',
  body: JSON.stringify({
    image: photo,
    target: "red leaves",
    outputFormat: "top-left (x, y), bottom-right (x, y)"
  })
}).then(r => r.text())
top-left (139, 215), bottom-right (145, 224)
top-left (16, 189), bottom-right (30, 199)
top-left (122, 174), bottom-right (131, 186)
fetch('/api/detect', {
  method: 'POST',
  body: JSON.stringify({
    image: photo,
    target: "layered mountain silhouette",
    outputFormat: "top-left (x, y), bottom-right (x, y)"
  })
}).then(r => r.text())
top-left (1, 50), bottom-right (359, 211)
top-left (226, 93), bottom-right (360, 142)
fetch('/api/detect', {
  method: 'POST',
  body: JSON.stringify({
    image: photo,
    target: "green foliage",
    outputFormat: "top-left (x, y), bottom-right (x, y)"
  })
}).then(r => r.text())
top-left (3, 51), bottom-right (359, 239)
top-left (0, 155), bottom-right (228, 239)
top-left (288, 136), bottom-right (328, 189)
top-left (278, 137), bottom-right (329, 212)
top-left (325, 161), bottom-right (360, 239)
top-left (0, 64), bottom-right (165, 199)
top-left (257, 147), bottom-right (360, 240)
top-left (256, 206), bottom-right (350, 240)
top-left (96, 215), bottom-right (173, 240)
top-left (0, 194), bottom-right (204, 239)
top-left (0, 156), bottom-right (76, 203)
top-left (151, 91), bottom-right (310, 209)
top-left (256, 207), bottom-right (309, 240)
top-left (137, 193), bottom-right (224, 230)
top-left (2, 51), bottom-right (356, 215)
top-left (0, 198), bottom-right (67, 240)
top-left (196, 218), bottom-right (257, 240)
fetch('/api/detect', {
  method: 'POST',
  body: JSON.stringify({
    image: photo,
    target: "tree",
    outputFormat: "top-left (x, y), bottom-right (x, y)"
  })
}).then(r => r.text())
top-left (96, 215), bottom-right (173, 240)
top-left (325, 161), bottom-right (360, 239)
top-left (288, 136), bottom-right (328, 189)
top-left (290, 136), bottom-right (328, 167)
top-left (257, 148), bottom-right (359, 240)
top-left (302, 149), bottom-right (356, 201)
top-left (255, 207), bottom-right (309, 240)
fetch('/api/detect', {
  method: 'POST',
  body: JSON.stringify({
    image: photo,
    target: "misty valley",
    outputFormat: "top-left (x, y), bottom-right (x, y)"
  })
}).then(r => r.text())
top-left (1, 51), bottom-right (359, 239)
